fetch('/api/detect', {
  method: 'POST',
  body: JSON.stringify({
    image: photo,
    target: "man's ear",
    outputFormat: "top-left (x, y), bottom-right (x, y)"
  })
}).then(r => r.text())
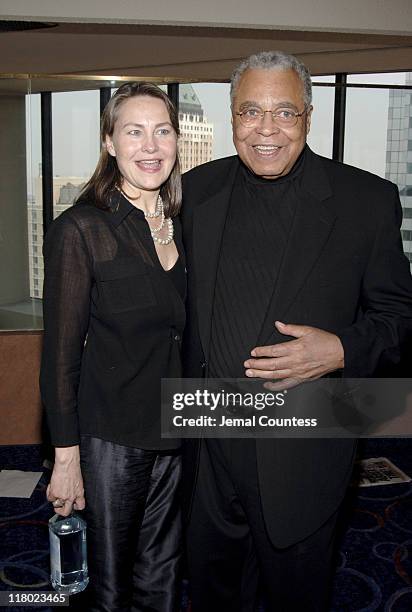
top-left (305, 105), bottom-right (313, 136)
top-left (105, 135), bottom-right (116, 157)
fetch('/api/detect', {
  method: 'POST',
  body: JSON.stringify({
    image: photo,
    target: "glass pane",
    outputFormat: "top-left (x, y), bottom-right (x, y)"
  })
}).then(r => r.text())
top-left (312, 75), bottom-right (336, 84)
top-left (344, 73), bottom-right (412, 269)
top-left (52, 90), bottom-right (100, 219)
top-left (348, 72), bottom-right (407, 86)
top-left (307, 84), bottom-right (335, 159)
top-left (26, 93), bottom-right (44, 316)
top-left (345, 87), bottom-right (391, 177)
top-left (387, 77), bottom-right (412, 269)
top-left (179, 83), bottom-right (235, 172)
top-left (0, 79), bottom-right (43, 330)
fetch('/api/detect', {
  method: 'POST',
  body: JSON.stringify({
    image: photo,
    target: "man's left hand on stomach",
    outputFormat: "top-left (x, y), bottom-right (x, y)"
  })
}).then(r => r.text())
top-left (244, 321), bottom-right (344, 390)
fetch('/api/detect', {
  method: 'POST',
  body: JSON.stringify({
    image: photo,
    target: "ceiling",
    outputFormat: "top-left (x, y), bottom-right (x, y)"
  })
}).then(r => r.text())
top-left (0, 22), bottom-right (411, 94)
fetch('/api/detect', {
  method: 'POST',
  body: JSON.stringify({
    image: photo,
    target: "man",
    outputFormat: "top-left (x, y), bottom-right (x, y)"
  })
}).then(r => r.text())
top-left (181, 51), bottom-right (412, 611)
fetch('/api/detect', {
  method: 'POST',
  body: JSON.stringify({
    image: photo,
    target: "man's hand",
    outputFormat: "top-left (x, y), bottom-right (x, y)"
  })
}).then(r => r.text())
top-left (244, 321), bottom-right (344, 390)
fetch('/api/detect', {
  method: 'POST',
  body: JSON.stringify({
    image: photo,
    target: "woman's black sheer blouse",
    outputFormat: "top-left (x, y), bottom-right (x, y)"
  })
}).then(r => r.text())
top-left (40, 194), bottom-right (186, 450)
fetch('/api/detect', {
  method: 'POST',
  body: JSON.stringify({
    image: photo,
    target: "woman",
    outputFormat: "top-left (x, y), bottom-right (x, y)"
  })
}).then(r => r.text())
top-left (40, 82), bottom-right (185, 612)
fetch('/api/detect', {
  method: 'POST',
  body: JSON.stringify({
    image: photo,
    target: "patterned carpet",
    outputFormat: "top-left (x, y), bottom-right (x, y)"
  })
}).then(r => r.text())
top-left (331, 439), bottom-right (412, 612)
top-left (0, 440), bottom-right (411, 611)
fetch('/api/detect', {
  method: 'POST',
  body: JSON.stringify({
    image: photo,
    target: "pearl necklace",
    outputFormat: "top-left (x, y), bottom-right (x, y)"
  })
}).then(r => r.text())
top-left (144, 196), bottom-right (162, 218)
top-left (144, 195), bottom-right (174, 245)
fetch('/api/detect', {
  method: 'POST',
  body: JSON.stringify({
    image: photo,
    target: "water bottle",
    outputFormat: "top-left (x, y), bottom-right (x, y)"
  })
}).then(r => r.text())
top-left (49, 512), bottom-right (89, 594)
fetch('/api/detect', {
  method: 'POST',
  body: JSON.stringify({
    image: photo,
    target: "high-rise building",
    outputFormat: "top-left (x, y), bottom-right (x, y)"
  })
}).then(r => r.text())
top-left (27, 176), bottom-right (85, 298)
top-left (178, 84), bottom-right (214, 172)
top-left (54, 181), bottom-right (85, 218)
top-left (27, 193), bottom-right (43, 299)
top-left (385, 73), bottom-right (412, 270)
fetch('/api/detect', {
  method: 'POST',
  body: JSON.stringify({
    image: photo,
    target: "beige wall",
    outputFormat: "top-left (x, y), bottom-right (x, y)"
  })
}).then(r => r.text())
top-left (1, 0), bottom-right (411, 35)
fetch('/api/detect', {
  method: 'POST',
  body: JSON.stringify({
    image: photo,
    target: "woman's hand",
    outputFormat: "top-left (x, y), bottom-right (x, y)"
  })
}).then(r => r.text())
top-left (46, 445), bottom-right (86, 517)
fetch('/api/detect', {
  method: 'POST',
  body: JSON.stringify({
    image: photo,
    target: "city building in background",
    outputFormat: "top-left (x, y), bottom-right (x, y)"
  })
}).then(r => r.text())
top-left (27, 193), bottom-right (43, 299)
top-left (385, 72), bottom-right (412, 268)
top-left (178, 84), bottom-right (213, 172)
top-left (28, 173), bottom-right (85, 298)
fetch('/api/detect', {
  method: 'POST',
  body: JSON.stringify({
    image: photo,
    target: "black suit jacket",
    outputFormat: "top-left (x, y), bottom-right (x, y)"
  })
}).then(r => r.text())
top-left (181, 147), bottom-right (412, 547)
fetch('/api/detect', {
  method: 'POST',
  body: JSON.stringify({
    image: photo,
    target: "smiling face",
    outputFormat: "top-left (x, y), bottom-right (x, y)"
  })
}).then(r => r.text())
top-left (232, 68), bottom-right (312, 179)
top-left (105, 95), bottom-right (177, 199)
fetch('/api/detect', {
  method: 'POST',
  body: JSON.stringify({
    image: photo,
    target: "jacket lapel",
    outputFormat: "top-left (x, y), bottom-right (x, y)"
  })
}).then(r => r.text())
top-left (256, 149), bottom-right (336, 345)
top-left (193, 158), bottom-right (240, 360)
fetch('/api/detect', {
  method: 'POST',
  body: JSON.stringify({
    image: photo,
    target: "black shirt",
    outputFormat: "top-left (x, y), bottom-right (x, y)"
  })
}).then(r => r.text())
top-left (40, 193), bottom-right (186, 450)
top-left (209, 150), bottom-right (305, 378)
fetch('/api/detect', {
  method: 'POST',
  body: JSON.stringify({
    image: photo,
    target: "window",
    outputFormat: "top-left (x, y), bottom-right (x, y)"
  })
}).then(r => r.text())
top-left (2, 71), bottom-right (411, 332)
top-left (0, 82), bottom-right (44, 330)
top-left (25, 92), bottom-right (43, 310)
top-left (345, 72), bottom-right (412, 268)
top-left (307, 76), bottom-right (335, 159)
top-left (52, 90), bottom-right (100, 220)
top-left (179, 83), bottom-right (235, 172)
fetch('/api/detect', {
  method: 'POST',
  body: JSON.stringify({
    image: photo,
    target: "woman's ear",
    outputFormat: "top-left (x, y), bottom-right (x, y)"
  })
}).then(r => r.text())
top-left (105, 135), bottom-right (116, 157)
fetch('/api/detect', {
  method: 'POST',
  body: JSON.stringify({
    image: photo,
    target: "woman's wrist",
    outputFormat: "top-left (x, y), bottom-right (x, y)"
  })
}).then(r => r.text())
top-left (54, 445), bottom-right (80, 466)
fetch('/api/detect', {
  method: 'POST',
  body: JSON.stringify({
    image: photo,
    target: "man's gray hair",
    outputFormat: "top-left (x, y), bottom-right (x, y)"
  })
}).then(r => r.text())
top-left (230, 51), bottom-right (312, 108)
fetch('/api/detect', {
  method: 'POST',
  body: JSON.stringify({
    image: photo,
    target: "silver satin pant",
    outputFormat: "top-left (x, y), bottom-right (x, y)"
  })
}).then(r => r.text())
top-left (69, 435), bottom-right (182, 612)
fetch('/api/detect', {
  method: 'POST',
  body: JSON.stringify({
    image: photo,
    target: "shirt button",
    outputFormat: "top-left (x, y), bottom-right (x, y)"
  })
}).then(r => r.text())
top-left (201, 361), bottom-right (207, 368)
top-left (174, 334), bottom-right (181, 341)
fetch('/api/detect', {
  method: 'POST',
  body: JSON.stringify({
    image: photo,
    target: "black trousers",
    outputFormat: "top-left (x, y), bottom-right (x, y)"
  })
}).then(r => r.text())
top-left (69, 436), bottom-right (181, 612)
top-left (186, 439), bottom-right (339, 612)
